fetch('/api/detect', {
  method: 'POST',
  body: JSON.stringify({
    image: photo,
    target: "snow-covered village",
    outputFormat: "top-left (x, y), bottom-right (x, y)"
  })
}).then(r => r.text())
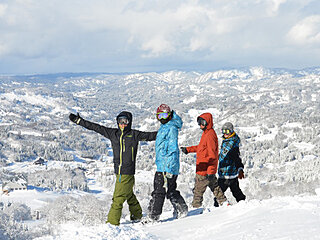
top-left (1, 1), bottom-right (320, 240)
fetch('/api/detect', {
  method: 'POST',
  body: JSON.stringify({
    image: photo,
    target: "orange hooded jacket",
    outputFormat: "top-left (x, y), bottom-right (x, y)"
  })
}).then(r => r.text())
top-left (186, 113), bottom-right (219, 176)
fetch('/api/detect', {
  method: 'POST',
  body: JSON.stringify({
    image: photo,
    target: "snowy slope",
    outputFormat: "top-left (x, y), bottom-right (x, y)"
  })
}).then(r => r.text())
top-left (146, 194), bottom-right (320, 240)
top-left (0, 67), bottom-right (319, 239)
top-left (33, 192), bottom-right (320, 240)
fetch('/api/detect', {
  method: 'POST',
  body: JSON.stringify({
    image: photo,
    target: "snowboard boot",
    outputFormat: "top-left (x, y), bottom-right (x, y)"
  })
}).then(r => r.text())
top-left (173, 203), bottom-right (188, 219)
top-left (141, 214), bottom-right (160, 224)
top-left (130, 214), bottom-right (142, 223)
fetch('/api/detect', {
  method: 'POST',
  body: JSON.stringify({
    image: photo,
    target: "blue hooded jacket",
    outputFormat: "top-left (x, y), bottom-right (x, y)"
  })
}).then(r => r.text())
top-left (155, 111), bottom-right (183, 175)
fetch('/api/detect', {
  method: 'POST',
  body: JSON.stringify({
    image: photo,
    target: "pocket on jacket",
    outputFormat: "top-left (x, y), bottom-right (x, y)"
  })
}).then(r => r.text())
top-left (132, 147), bottom-right (134, 162)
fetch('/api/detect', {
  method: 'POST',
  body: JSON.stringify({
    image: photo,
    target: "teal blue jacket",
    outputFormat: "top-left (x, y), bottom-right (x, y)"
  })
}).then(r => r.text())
top-left (155, 111), bottom-right (182, 175)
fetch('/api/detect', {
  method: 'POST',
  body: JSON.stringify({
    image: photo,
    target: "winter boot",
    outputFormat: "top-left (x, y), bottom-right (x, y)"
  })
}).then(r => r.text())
top-left (172, 202), bottom-right (188, 219)
top-left (141, 214), bottom-right (160, 224)
top-left (130, 213), bottom-right (142, 223)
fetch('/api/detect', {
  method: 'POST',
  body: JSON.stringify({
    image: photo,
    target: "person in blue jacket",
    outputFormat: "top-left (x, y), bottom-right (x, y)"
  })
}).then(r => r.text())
top-left (147, 104), bottom-right (188, 222)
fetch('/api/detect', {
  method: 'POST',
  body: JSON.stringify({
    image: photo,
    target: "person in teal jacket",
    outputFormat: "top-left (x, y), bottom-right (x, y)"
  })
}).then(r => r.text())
top-left (146, 104), bottom-right (188, 222)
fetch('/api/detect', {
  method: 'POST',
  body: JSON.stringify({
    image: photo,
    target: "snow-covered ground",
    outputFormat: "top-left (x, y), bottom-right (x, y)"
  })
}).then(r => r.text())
top-left (31, 192), bottom-right (320, 240)
top-left (2, 167), bottom-right (319, 240)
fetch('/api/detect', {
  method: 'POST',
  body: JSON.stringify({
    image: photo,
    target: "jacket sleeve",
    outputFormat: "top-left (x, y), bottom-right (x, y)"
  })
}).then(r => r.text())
top-left (166, 127), bottom-right (179, 164)
top-left (206, 133), bottom-right (219, 174)
top-left (136, 130), bottom-right (158, 141)
top-left (186, 145), bottom-right (198, 153)
top-left (232, 147), bottom-right (244, 171)
top-left (78, 118), bottom-right (113, 139)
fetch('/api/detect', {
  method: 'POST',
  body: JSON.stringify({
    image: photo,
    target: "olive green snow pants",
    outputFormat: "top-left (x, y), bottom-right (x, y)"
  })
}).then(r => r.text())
top-left (192, 174), bottom-right (227, 208)
top-left (107, 174), bottom-right (142, 225)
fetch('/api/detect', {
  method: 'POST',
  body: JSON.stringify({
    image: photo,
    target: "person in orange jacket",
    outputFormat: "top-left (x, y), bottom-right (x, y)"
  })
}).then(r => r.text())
top-left (180, 112), bottom-right (228, 208)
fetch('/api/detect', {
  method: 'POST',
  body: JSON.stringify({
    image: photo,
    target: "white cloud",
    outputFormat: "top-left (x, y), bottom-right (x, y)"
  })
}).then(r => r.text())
top-left (267, 0), bottom-right (287, 16)
top-left (287, 15), bottom-right (320, 45)
top-left (0, 43), bottom-right (7, 56)
top-left (0, 3), bottom-right (7, 17)
top-left (0, 0), bottom-right (319, 73)
top-left (0, 3), bottom-right (9, 57)
top-left (141, 36), bottom-right (175, 57)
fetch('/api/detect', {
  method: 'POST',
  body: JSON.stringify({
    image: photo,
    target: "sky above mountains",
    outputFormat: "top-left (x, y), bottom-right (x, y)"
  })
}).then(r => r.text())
top-left (0, 0), bottom-right (319, 74)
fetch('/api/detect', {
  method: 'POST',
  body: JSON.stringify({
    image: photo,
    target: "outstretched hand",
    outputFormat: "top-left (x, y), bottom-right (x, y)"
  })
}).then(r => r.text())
top-left (180, 147), bottom-right (188, 155)
top-left (69, 113), bottom-right (82, 124)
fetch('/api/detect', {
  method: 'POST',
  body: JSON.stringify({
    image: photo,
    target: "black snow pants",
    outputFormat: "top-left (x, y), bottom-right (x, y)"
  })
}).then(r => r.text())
top-left (148, 172), bottom-right (188, 220)
top-left (214, 178), bottom-right (246, 207)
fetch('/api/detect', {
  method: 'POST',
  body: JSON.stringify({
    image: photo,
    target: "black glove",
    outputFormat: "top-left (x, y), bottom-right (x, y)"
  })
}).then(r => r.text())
top-left (207, 174), bottom-right (216, 181)
top-left (180, 147), bottom-right (188, 154)
top-left (69, 113), bottom-right (82, 124)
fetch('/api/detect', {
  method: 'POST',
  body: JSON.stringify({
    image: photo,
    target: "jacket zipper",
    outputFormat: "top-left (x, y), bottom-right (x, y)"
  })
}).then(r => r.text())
top-left (118, 129), bottom-right (124, 182)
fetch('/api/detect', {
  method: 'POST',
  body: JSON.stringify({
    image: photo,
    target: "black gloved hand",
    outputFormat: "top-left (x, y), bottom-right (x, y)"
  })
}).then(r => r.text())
top-left (207, 174), bottom-right (216, 181)
top-left (180, 147), bottom-right (188, 154)
top-left (69, 113), bottom-right (82, 124)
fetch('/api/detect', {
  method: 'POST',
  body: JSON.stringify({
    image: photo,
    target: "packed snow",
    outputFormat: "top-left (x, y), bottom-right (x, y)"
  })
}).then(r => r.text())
top-left (21, 192), bottom-right (320, 240)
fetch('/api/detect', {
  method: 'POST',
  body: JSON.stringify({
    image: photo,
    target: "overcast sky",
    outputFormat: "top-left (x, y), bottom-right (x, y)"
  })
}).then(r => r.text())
top-left (0, 0), bottom-right (319, 74)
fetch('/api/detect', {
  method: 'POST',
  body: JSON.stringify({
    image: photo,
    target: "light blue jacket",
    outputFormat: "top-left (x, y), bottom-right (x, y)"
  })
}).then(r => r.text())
top-left (155, 111), bottom-right (182, 175)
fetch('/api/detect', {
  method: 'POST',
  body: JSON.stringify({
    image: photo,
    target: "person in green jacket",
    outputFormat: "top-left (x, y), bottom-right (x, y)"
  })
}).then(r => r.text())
top-left (69, 111), bottom-right (157, 225)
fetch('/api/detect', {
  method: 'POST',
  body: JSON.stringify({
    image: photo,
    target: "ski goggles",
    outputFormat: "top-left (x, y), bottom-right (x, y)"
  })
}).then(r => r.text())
top-left (222, 129), bottom-right (231, 134)
top-left (118, 117), bottom-right (129, 125)
top-left (197, 117), bottom-right (207, 126)
top-left (157, 112), bottom-right (170, 120)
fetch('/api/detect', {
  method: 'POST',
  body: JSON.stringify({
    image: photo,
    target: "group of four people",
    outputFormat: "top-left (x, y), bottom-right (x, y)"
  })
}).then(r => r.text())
top-left (69, 104), bottom-right (246, 226)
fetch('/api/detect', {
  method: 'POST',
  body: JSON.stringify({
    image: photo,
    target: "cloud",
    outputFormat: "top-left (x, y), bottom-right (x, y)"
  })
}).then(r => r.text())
top-left (141, 36), bottom-right (175, 57)
top-left (0, 3), bottom-right (7, 17)
top-left (287, 15), bottom-right (320, 45)
top-left (0, 0), bottom-right (319, 74)
top-left (0, 43), bottom-right (7, 56)
top-left (267, 0), bottom-right (287, 16)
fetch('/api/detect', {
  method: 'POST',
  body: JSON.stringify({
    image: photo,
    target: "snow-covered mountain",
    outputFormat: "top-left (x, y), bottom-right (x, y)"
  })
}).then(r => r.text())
top-left (0, 67), bottom-right (319, 239)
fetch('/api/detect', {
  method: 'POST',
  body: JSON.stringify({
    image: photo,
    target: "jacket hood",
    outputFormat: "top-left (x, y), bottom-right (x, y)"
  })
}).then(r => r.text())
top-left (198, 112), bottom-right (213, 130)
top-left (166, 111), bottom-right (183, 129)
top-left (116, 111), bottom-right (132, 130)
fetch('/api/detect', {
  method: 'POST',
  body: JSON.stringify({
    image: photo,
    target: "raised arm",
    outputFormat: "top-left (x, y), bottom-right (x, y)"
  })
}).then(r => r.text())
top-left (69, 113), bottom-right (114, 139)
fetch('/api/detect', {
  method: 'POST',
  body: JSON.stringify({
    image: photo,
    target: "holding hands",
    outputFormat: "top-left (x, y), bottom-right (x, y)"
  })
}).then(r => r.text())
top-left (180, 147), bottom-right (188, 155)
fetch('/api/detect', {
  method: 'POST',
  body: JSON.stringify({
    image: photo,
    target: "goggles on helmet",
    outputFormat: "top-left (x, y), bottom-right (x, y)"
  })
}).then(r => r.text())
top-left (197, 118), bottom-right (207, 126)
top-left (222, 129), bottom-right (231, 134)
top-left (118, 117), bottom-right (129, 125)
top-left (157, 112), bottom-right (170, 120)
